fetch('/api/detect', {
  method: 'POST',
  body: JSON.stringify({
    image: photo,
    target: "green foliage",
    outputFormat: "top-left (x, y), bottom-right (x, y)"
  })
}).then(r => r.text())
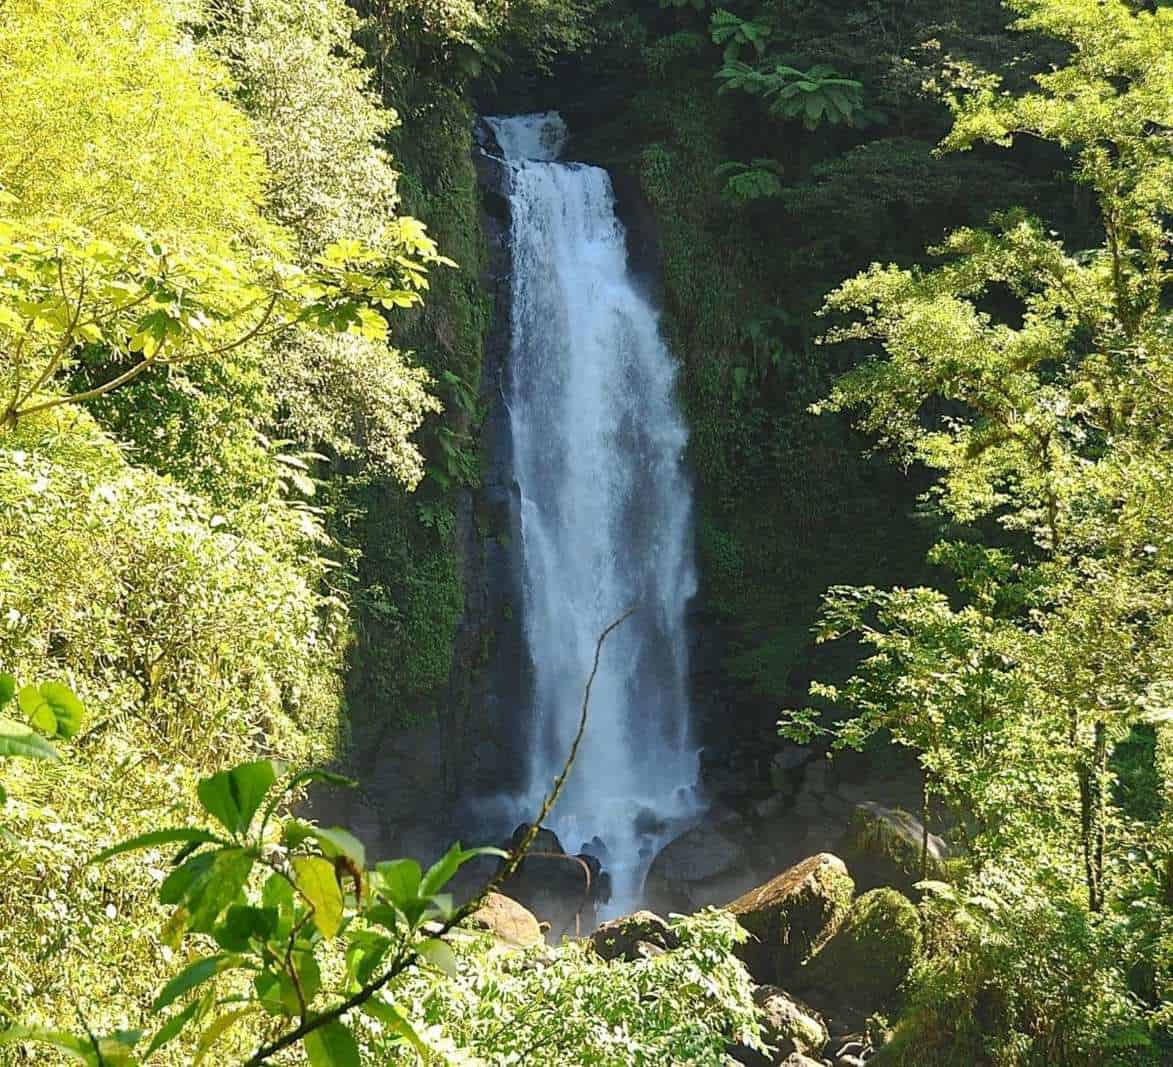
top-left (384, 908), bottom-right (763, 1064)
top-left (880, 872), bottom-right (1156, 1065)
top-left (0, 675), bottom-right (85, 835)
top-left (0, 210), bottom-right (445, 431)
top-left (717, 61), bottom-right (871, 129)
top-left (709, 9), bottom-right (771, 63)
top-left (792, 1), bottom-right (1173, 1056)
top-left (0, 0), bottom-right (273, 248)
top-left (201, 0), bottom-right (445, 487)
top-left (5, 756), bottom-right (507, 1064)
top-left (715, 159), bottom-right (786, 202)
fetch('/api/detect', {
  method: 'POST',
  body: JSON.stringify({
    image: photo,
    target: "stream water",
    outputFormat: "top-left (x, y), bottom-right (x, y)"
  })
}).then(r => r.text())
top-left (484, 112), bottom-right (701, 914)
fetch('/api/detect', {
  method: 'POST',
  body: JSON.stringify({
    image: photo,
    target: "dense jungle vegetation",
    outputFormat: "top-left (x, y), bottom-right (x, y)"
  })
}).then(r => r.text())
top-left (1, 0), bottom-right (1172, 1063)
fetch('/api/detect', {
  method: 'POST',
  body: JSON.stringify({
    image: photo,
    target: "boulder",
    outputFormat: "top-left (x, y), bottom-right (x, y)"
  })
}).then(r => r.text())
top-left (836, 803), bottom-right (947, 897)
top-left (589, 910), bottom-right (680, 962)
top-left (769, 745), bottom-right (816, 794)
top-left (755, 986), bottom-right (827, 1059)
top-left (645, 821), bottom-right (754, 915)
top-left (500, 824), bottom-right (605, 937)
top-left (467, 892), bottom-right (543, 947)
top-left (726, 853), bottom-right (854, 985)
top-left (508, 822), bottom-right (566, 856)
top-left (798, 888), bottom-right (922, 1017)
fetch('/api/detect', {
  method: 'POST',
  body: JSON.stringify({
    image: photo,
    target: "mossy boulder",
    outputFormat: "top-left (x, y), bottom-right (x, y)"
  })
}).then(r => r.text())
top-left (726, 853), bottom-right (854, 984)
top-left (798, 888), bottom-right (922, 1016)
top-left (589, 910), bottom-right (680, 962)
top-left (728, 984), bottom-right (828, 1066)
top-left (836, 802), bottom-right (948, 897)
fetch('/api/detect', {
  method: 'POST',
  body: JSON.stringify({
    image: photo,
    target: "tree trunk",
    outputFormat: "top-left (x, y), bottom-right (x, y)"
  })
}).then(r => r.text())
top-left (1078, 721), bottom-right (1108, 912)
top-left (920, 774), bottom-right (931, 881)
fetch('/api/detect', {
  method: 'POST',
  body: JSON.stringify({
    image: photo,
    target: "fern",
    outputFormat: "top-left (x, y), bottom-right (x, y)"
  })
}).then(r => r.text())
top-left (709, 9), bottom-right (771, 62)
top-left (716, 60), bottom-right (868, 130)
top-left (714, 159), bottom-right (785, 202)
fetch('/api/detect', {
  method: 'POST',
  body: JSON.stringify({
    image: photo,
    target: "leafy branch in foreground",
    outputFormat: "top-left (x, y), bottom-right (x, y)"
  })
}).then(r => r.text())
top-left (0, 611), bottom-right (634, 1065)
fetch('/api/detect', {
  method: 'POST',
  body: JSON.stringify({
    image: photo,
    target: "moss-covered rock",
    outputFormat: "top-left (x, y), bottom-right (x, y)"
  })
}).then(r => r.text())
top-left (836, 802), bottom-right (948, 898)
top-left (756, 986), bottom-right (827, 1059)
top-left (590, 910), bottom-right (680, 962)
top-left (726, 853), bottom-right (854, 985)
top-left (798, 888), bottom-right (922, 1016)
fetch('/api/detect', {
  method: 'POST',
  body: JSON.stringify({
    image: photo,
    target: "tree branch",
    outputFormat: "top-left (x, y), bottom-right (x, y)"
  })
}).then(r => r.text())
top-left (241, 607), bottom-right (637, 1066)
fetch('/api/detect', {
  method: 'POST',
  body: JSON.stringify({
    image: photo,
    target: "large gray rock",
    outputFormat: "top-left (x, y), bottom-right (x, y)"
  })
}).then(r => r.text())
top-left (645, 821), bottom-right (755, 915)
top-left (836, 802), bottom-right (948, 897)
top-left (726, 854), bottom-right (854, 985)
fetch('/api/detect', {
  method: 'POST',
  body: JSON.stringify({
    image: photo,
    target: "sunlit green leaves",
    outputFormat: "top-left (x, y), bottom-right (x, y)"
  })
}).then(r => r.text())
top-left (284, 820), bottom-right (366, 870)
top-left (91, 827), bottom-right (226, 864)
top-left (304, 1021), bottom-right (361, 1067)
top-left (292, 855), bottom-right (344, 938)
top-left (196, 760), bottom-right (277, 836)
top-left (0, 677), bottom-right (82, 762)
top-left (152, 954), bottom-right (243, 1012)
top-left (0, 718), bottom-right (59, 760)
top-left (159, 848), bottom-right (254, 932)
top-left (17, 681), bottom-right (84, 738)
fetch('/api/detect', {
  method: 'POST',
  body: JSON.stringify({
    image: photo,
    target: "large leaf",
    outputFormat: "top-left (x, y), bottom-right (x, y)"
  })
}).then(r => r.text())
top-left (192, 1007), bottom-right (256, 1066)
top-left (197, 760), bottom-right (277, 835)
top-left (0, 1026), bottom-right (92, 1062)
top-left (0, 717), bottom-right (59, 761)
top-left (375, 858), bottom-right (421, 907)
top-left (17, 683), bottom-right (84, 739)
top-left (304, 1021), bottom-right (361, 1067)
top-left (293, 855), bottom-right (344, 938)
top-left (145, 996), bottom-right (206, 1057)
top-left (284, 820), bottom-right (366, 869)
top-left (214, 904), bottom-right (277, 952)
top-left (152, 953), bottom-right (241, 1011)
top-left (38, 682), bottom-right (85, 738)
top-left (159, 848), bottom-right (254, 932)
top-left (420, 843), bottom-right (506, 897)
top-left (363, 998), bottom-right (429, 1058)
top-left (0, 673), bottom-right (15, 709)
top-left (417, 937), bottom-right (459, 977)
top-left (91, 827), bottom-right (225, 864)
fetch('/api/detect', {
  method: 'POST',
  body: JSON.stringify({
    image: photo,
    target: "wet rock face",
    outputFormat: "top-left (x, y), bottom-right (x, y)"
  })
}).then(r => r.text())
top-left (726, 853), bottom-right (855, 986)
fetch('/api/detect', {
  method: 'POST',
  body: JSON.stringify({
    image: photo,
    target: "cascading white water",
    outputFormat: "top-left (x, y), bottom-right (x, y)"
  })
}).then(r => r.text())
top-left (485, 112), bottom-right (700, 914)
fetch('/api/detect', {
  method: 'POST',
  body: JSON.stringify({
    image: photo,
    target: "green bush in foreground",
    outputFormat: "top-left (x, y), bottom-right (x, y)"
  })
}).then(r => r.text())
top-left (1, 754), bottom-right (762, 1066)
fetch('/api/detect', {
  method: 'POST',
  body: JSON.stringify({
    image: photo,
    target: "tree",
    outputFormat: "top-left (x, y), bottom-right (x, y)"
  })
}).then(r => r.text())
top-left (797, 0), bottom-right (1173, 913)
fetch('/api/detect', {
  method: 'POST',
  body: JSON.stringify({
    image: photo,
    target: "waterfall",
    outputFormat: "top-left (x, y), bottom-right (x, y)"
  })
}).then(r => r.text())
top-left (485, 112), bottom-right (700, 913)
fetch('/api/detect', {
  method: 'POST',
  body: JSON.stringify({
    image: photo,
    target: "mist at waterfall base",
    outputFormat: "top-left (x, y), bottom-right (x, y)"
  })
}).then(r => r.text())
top-left (476, 112), bottom-right (704, 917)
